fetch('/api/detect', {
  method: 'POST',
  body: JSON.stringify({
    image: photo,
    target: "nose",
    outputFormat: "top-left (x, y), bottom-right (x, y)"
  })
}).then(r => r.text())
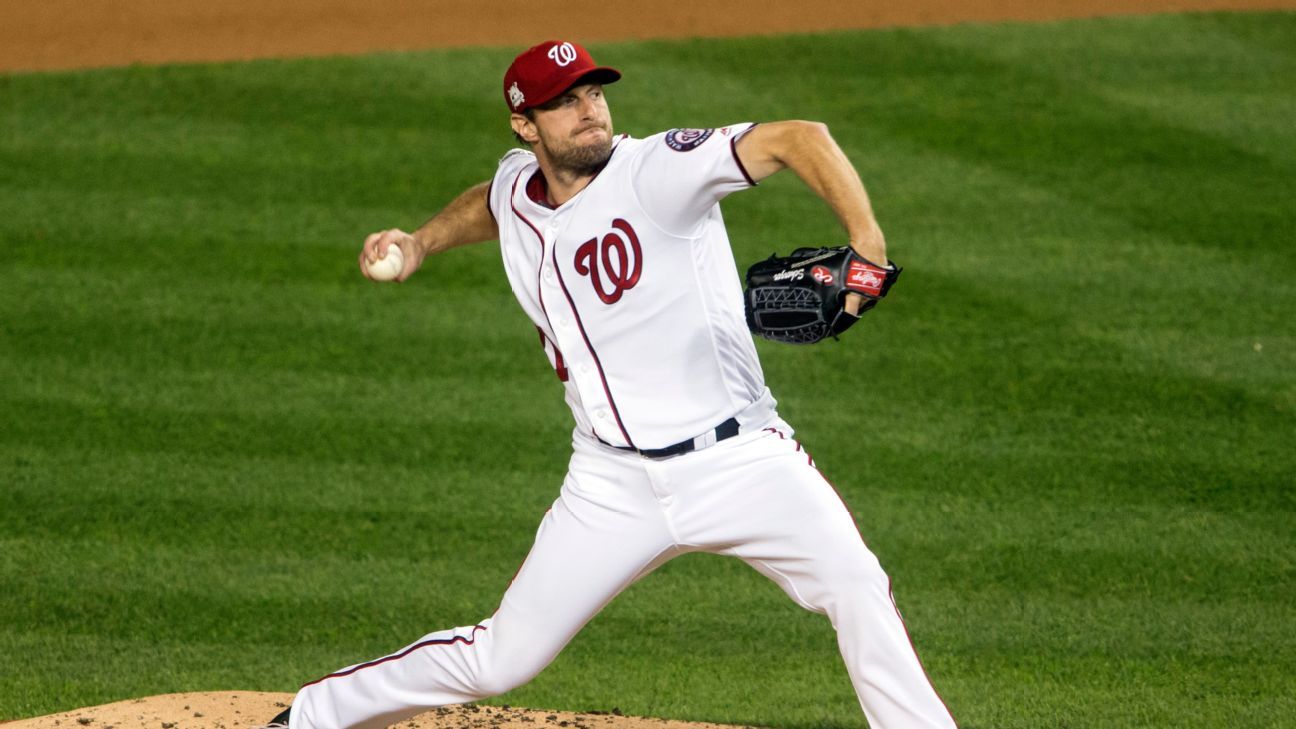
top-left (577, 93), bottom-right (597, 120)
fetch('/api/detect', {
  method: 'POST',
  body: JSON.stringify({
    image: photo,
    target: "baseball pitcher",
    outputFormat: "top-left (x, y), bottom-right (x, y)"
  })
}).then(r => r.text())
top-left (267, 40), bottom-right (955, 729)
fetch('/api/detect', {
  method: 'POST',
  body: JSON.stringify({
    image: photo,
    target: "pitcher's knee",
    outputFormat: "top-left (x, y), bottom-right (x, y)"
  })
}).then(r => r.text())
top-left (804, 557), bottom-right (894, 615)
top-left (468, 660), bottom-right (544, 698)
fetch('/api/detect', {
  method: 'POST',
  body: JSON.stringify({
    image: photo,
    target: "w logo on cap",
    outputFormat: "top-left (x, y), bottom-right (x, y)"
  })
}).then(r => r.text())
top-left (547, 42), bottom-right (578, 67)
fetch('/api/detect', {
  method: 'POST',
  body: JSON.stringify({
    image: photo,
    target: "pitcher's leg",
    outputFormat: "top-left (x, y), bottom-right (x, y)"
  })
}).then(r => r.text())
top-left (739, 527), bottom-right (956, 729)
top-left (676, 429), bottom-right (957, 729)
top-left (290, 453), bottom-right (676, 729)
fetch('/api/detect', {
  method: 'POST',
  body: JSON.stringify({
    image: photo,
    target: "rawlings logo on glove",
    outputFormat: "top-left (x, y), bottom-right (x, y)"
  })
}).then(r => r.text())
top-left (743, 246), bottom-right (901, 345)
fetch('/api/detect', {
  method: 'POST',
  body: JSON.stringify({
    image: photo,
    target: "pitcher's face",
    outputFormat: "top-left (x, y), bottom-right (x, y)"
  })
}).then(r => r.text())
top-left (515, 84), bottom-right (614, 176)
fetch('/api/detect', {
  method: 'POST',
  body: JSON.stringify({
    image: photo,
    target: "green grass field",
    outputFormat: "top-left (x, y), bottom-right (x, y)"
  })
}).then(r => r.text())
top-left (2, 10), bottom-right (1294, 728)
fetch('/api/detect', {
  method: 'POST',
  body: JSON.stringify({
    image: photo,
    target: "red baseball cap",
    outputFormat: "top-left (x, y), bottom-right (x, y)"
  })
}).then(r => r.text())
top-left (503, 40), bottom-right (621, 113)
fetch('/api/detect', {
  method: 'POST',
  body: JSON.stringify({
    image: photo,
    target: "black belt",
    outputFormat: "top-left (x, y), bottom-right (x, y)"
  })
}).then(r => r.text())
top-left (612, 417), bottom-right (741, 459)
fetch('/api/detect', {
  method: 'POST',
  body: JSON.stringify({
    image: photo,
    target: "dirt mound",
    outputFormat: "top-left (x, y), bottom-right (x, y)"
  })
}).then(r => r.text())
top-left (1, 692), bottom-right (761, 729)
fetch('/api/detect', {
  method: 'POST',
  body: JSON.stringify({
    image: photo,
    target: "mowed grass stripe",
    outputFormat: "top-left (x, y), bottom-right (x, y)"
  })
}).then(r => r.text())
top-left (3, 11), bottom-right (1295, 727)
top-left (6, 440), bottom-right (1288, 602)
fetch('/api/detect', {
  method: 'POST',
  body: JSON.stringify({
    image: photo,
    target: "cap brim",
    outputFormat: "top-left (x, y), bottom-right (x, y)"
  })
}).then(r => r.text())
top-left (529, 67), bottom-right (622, 110)
top-left (577, 67), bottom-right (621, 86)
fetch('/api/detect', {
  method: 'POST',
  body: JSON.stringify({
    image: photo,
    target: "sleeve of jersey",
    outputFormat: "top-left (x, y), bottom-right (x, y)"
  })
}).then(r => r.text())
top-left (631, 123), bottom-right (758, 236)
top-left (487, 149), bottom-right (535, 222)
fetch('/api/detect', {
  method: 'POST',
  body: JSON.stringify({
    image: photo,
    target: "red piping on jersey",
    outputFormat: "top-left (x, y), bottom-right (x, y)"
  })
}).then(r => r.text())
top-left (510, 169), bottom-right (543, 252)
top-left (763, 425), bottom-right (958, 726)
top-left (511, 172), bottom-right (568, 380)
top-left (551, 245), bottom-right (636, 448)
top-left (730, 123), bottom-right (759, 187)
top-left (300, 624), bottom-right (488, 688)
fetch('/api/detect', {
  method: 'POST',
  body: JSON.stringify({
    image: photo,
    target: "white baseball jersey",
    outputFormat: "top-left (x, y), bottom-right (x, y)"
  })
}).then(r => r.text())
top-left (487, 124), bottom-right (765, 450)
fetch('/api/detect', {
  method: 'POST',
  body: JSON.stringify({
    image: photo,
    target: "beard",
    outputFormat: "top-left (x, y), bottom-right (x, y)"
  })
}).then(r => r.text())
top-left (544, 125), bottom-right (614, 176)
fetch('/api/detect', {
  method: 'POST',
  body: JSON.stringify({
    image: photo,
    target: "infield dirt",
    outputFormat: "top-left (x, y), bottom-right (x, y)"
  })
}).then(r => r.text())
top-left (2, 0), bottom-right (1291, 727)
top-left (4, 0), bottom-right (1295, 72)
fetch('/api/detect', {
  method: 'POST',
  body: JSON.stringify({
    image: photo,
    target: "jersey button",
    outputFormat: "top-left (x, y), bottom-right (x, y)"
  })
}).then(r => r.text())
top-left (596, 410), bottom-right (608, 419)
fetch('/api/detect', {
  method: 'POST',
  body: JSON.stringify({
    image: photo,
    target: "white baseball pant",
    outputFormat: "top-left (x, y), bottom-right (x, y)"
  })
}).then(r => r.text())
top-left (288, 419), bottom-right (957, 729)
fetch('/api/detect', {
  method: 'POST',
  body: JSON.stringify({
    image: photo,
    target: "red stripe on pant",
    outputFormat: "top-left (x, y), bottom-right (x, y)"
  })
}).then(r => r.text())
top-left (301, 624), bottom-right (488, 688)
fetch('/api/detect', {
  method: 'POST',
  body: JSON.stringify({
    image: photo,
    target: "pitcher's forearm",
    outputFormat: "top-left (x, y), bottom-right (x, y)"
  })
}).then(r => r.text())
top-left (413, 181), bottom-right (499, 255)
top-left (777, 124), bottom-right (885, 264)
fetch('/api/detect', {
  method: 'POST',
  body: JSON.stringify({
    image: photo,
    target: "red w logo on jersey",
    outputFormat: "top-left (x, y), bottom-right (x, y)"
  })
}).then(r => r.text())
top-left (574, 218), bottom-right (643, 305)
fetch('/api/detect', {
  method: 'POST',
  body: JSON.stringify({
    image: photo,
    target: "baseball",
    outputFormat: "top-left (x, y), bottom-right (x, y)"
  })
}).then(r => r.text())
top-left (366, 243), bottom-right (404, 281)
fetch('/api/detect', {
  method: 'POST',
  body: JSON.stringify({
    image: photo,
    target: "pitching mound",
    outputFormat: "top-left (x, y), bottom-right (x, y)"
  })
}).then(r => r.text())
top-left (1, 692), bottom-right (762, 729)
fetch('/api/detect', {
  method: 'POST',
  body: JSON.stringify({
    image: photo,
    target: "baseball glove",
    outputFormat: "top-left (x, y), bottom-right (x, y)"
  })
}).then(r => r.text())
top-left (744, 246), bottom-right (901, 345)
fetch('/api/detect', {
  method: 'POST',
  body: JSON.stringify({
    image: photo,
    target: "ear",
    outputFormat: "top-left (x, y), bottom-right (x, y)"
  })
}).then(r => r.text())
top-left (511, 113), bottom-right (539, 145)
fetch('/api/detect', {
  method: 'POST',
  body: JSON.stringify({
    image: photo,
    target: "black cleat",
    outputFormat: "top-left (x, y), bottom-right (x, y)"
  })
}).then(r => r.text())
top-left (263, 706), bottom-right (291, 728)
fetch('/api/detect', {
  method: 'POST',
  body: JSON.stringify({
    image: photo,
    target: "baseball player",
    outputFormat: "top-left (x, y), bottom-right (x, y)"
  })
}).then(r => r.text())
top-left (267, 40), bottom-right (956, 729)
